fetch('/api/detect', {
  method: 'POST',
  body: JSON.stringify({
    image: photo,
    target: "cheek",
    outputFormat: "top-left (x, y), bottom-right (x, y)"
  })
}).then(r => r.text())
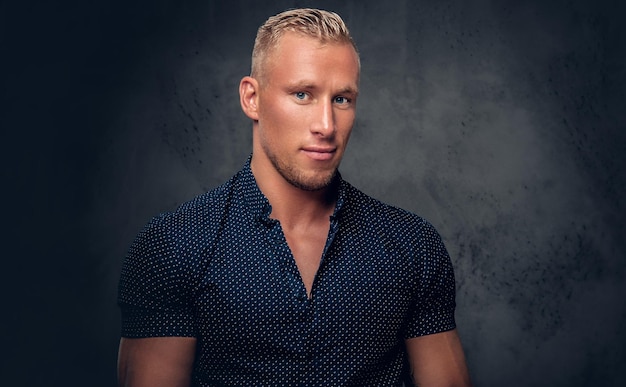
top-left (268, 104), bottom-right (304, 132)
top-left (259, 93), bottom-right (291, 120)
top-left (336, 112), bottom-right (356, 136)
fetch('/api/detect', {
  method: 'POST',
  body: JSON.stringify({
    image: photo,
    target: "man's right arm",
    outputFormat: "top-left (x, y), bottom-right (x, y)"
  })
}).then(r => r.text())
top-left (117, 337), bottom-right (197, 387)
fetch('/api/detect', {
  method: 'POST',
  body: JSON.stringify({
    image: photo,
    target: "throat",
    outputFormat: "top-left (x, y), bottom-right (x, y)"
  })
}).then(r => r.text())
top-left (282, 220), bottom-right (330, 298)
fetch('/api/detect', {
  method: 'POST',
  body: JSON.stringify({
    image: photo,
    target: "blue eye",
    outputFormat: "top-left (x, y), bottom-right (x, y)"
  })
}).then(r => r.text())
top-left (295, 92), bottom-right (307, 100)
top-left (334, 96), bottom-right (349, 104)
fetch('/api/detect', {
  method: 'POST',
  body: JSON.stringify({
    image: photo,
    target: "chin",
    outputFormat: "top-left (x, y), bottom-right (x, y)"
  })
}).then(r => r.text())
top-left (290, 170), bottom-right (337, 191)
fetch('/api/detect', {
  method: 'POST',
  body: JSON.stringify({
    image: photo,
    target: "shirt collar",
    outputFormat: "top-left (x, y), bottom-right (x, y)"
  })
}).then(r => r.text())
top-left (331, 172), bottom-right (347, 221)
top-left (238, 156), bottom-right (272, 222)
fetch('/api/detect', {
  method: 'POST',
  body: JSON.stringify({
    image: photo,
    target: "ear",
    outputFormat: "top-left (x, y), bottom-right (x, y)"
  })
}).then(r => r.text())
top-left (239, 76), bottom-right (260, 121)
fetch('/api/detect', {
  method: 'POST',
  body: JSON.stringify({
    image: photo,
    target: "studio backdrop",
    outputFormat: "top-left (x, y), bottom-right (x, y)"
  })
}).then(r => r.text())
top-left (2, 0), bottom-right (625, 386)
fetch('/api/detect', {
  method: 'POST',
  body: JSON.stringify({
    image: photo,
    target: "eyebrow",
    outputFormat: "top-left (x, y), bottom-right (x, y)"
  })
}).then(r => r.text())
top-left (287, 81), bottom-right (359, 96)
top-left (338, 86), bottom-right (359, 96)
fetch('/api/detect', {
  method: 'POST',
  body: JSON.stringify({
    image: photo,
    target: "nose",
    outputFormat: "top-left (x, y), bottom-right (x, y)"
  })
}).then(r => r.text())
top-left (311, 99), bottom-right (335, 137)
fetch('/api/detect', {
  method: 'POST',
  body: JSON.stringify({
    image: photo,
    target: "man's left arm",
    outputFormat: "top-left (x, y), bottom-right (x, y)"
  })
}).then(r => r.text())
top-left (405, 328), bottom-right (472, 387)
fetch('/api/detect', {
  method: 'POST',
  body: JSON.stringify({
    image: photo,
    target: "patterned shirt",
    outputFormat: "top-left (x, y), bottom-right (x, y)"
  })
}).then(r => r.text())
top-left (118, 158), bottom-right (457, 386)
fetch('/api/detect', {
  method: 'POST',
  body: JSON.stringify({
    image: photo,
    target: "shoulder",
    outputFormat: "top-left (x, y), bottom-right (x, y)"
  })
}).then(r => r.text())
top-left (161, 175), bottom-right (238, 234)
top-left (139, 180), bottom-right (226, 236)
top-left (341, 181), bottom-right (437, 234)
top-left (119, 168), bottom-right (249, 309)
top-left (128, 172), bottom-right (242, 269)
top-left (340, 181), bottom-right (447, 257)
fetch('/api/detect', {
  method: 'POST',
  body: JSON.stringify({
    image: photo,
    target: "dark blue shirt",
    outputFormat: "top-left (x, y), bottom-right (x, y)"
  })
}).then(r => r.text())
top-left (118, 159), bottom-right (457, 386)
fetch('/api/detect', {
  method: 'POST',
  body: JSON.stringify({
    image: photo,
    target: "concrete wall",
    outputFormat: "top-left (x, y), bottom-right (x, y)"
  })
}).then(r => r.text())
top-left (3, 0), bottom-right (625, 385)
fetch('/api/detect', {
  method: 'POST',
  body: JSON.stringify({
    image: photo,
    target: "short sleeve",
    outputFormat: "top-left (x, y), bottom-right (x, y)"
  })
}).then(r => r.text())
top-left (117, 215), bottom-right (197, 338)
top-left (404, 220), bottom-right (457, 339)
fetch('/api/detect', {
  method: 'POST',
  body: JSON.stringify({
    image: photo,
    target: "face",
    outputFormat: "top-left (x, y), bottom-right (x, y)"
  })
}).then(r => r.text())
top-left (246, 33), bottom-right (360, 191)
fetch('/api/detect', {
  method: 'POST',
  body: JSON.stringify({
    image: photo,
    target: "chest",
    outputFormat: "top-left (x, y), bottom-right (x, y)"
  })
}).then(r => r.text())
top-left (191, 222), bottom-right (417, 352)
top-left (282, 222), bottom-right (330, 297)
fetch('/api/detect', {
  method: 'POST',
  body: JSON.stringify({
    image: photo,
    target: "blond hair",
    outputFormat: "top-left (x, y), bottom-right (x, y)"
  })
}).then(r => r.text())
top-left (251, 8), bottom-right (359, 81)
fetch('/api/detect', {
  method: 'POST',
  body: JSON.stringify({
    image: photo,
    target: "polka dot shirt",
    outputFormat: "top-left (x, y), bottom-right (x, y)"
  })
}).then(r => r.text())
top-left (118, 158), bottom-right (457, 386)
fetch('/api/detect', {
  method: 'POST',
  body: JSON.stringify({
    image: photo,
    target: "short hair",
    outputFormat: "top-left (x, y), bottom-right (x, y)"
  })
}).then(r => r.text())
top-left (251, 8), bottom-right (359, 81)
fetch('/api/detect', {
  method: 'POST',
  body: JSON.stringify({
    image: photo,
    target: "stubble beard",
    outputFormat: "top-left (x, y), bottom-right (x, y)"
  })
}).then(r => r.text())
top-left (265, 148), bottom-right (338, 192)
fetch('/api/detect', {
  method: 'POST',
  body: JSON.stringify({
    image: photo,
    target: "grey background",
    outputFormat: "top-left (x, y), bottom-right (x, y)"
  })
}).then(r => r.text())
top-left (2, 0), bottom-right (625, 386)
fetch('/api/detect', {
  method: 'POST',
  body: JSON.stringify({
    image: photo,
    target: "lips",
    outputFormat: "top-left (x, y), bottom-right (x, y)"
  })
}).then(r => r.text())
top-left (301, 146), bottom-right (336, 161)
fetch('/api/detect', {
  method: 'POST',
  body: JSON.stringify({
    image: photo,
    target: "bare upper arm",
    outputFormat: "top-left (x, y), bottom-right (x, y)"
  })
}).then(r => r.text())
top-left (405, 329), bottom-right (472, 387)
top-left (117, 337), bottom-right (197, 387)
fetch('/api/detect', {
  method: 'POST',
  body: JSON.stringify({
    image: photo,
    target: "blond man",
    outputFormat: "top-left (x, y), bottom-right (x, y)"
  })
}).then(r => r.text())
top-left (118, 8), bottom-right (471, 387)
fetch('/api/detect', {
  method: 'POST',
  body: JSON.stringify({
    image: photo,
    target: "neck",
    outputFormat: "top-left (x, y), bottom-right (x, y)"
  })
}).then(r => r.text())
top-left (250, 155), bottom-right (338, 230)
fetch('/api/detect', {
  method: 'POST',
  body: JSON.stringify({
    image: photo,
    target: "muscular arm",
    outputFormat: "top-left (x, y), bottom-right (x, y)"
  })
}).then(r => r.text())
top-left (117, 337), bottom-right (197, 387)
top-left (405, 329), bottom-right (472, 387)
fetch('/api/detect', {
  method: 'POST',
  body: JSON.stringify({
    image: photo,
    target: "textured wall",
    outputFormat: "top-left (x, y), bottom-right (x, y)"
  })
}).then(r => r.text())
top-left (3, 0), bottom-right (625, 386)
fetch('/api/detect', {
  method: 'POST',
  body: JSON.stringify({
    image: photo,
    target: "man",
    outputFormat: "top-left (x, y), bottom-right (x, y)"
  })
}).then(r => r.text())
top-left (117, 8), bottom-right (471, 387)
